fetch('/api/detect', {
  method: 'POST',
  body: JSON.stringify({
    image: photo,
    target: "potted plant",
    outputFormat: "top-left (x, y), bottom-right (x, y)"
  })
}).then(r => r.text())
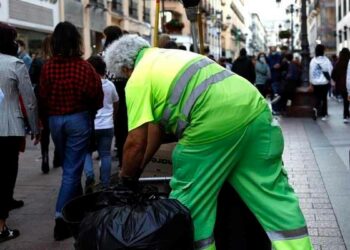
top-left (165, 19), bottom-right (184, 34)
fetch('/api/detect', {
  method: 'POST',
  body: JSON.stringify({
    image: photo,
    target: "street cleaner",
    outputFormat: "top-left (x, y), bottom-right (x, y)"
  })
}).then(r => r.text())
top-left (105, 34), bottom-right (313, 250)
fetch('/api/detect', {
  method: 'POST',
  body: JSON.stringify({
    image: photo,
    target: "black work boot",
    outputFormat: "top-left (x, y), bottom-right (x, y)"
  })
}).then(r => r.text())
top-left (54, 218), bottom-right (72, 241)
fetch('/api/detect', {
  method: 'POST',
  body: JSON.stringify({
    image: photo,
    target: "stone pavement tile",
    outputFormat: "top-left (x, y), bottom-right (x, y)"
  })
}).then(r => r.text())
top-left (318, 228), bottom-right (343, 237)
top-left (320, 246), bottom-right (347, 250)
top-left (280, 118), bottom-right (346, 249)
top-left (311, 236), bottom-right (345, 246)
top-left (1, 214), bottom-right (74, 250)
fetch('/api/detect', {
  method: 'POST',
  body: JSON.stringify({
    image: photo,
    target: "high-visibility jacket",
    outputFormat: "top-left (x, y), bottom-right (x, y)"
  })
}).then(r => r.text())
top-left (126, 48), bottom-right (267, 145)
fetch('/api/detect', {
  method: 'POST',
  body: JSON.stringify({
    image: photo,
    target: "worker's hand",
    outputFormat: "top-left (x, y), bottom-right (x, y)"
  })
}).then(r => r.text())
top-left (31, 133), bottom-right (40, 145)
top-left (117, 176), bottom-right (139, 192)
top-left (348, 96), bottom-right (350, 102)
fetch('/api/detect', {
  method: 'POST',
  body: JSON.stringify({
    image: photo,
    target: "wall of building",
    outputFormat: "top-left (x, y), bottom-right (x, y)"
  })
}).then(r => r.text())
top-left (62, 0), bottom-right (154, 57)
top-left (308, 0), bottom-right (336, 56)
top-left (336, 0), bottom-right (350, 52)
top-left (249, 13), bottom-right (267, 55)
top-left (0, 0), bottom-right (60, 54)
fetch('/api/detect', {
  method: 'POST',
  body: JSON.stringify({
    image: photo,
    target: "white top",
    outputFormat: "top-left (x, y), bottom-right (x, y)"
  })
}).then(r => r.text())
top-left (309, 56), bottom-right (333, 85)
top-left (94, 78), bottom-right (119, 130)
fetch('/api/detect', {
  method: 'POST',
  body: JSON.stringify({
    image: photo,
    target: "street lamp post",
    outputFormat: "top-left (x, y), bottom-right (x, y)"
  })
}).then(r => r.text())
top-left (286, 4), bottom-right (295, 53)
top-left (276, 0), bottom-right (313, 117)
top-left (299, 0), bottom-right (310, 87)
top-left (277, 0), bottom-right (310, 86)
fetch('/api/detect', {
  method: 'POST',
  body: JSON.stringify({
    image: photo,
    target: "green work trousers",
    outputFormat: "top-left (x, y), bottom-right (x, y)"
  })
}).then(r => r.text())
top-left (169, 108), bottom-right (313, 250)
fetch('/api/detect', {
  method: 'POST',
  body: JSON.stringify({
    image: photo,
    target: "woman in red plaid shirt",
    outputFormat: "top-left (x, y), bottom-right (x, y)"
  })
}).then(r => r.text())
top-left (39, 21), bottom-right (103, 241)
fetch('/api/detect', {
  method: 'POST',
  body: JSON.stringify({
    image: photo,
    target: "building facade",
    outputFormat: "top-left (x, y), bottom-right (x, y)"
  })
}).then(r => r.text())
top-left (336, 0), bottom-right (350, 52)
top-left (248, 13), bottom-right (267, 55)
top-left (62, 0), bottom-right (155, 57)
top-left (0, 0), bottom-right (60, 54)
top-left (307, 0), bottom-right (336, 56)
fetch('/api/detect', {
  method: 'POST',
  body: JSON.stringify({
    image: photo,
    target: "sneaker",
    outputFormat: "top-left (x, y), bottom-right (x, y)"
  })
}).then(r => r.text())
top-left (0, 226), bottom-right (20, 243)
top-left (9, 199), bottom-right (24, 210)
top-left (271, 94), bottom-right (281, 105)
top-left (54, 218), bottom-right (72, 241)
top-left (84, 178), bottom-right (95, 194)
top-left (344, 118), bottom-right (349, 124)
top-left (321, 116), bottom-right (328, 121)
top-left (312, 108), bottom-right (317, 121)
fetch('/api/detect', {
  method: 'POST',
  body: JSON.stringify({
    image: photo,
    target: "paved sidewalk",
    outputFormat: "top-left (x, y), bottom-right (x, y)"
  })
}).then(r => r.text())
top-left (1, 98), bottom-right (350, 250)
top-left (281, 118), bottom-right (346, 250)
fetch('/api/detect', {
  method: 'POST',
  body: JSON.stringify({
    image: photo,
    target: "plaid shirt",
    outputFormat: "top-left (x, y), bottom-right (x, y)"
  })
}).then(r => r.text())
top-left (39, 56), bottom-right (103, 117)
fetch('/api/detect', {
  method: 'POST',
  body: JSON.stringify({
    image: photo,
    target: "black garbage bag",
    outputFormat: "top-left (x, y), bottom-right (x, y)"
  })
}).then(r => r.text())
top-left (62, 185), bottom-right (194, 250)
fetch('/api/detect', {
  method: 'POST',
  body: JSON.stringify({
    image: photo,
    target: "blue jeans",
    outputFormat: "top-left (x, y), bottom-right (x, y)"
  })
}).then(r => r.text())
top-left (84, 128), bottom-right (114, 188)
top-left (271, 81), bottom-right (282, 112)
top-left (49, 111), bottom-right (92, 218)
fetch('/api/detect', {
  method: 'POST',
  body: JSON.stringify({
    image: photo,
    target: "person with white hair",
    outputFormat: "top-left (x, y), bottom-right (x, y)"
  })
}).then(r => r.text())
top-left (105, 34), bottom-right (313, 250)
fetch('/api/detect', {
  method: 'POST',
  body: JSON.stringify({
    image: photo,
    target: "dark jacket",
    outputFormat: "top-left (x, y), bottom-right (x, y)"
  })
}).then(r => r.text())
top-left (286, 62), bottom-right (301, 82)
top-left (267, 53), bottom-right (283, 82)
top-left (331, 61), bottom-right (349, 93)
top-left (231, 56), bottom-right (256, 84)
top-left (29, 57), bottom-right (44, 97)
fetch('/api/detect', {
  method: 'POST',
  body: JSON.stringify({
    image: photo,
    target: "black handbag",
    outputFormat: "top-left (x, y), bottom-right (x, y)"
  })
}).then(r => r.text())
top-left (317, 64), bottom-right (331, 81)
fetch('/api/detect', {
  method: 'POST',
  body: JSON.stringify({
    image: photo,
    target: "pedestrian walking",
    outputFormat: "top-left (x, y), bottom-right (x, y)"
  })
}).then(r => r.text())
top-left (280, 53), bottom-right (301, 113)
top-left (30, 35), bottom-right (61, 173)
top-left (39, 21), bottom-right (103, 241)
top-left (309, 44), bottom-right (333, 121)
top-left (231, 48), bottom-right (256, 84)
top-left (267, 46), bottom-right (284, 115)
top-left (16, 39), bottom-right (32, 70)
top-left (84, 55), bottom-right (119, 192)
top-left (101, 25), bottom-right (127, 166)
top-left (255, 52), bottom-right (271, 97)
top-left (331, 48), bottom-right (350, 123)
top-left (0, 22), bottom-right (40, 243)
top-left (105, 35), bottom-right (313, 250)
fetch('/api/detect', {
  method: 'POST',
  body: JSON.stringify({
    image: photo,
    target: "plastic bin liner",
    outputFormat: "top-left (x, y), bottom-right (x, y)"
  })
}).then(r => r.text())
top-left (62, 185), bottom-right (194, 250)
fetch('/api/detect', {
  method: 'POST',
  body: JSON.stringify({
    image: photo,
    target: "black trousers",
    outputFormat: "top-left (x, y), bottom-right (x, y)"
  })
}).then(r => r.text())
top-left (313, 84), bottom-right (330, 117)
top-left (340, 90), bottom-right (350, 119)
top-left (0, 137), bottom-right (22, 220)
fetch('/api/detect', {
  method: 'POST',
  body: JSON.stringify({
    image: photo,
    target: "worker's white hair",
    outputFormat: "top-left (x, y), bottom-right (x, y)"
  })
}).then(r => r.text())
top-left (105, 34), bottom-right (150, 77)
